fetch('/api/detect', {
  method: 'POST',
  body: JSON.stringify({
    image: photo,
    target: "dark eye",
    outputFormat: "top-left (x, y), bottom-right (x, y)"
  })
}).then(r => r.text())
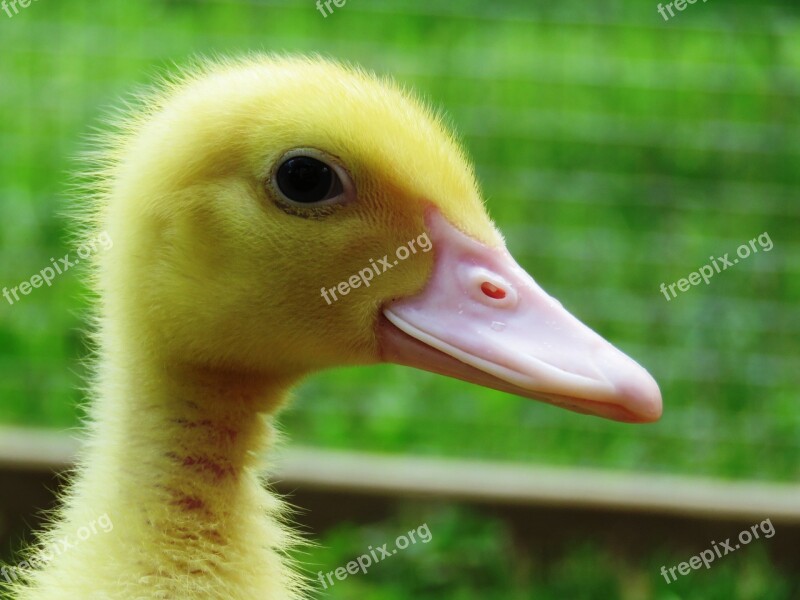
top-left (275, 155), bottom-right (344, 204)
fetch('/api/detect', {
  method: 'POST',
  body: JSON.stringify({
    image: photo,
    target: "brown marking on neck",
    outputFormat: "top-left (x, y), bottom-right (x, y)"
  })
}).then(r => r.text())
top-left (171, 494), bottom-right (207, 512)
top-left (166, 451), bottom-right (236, 481)
top-left (173, 417), bottom-right (239, 444)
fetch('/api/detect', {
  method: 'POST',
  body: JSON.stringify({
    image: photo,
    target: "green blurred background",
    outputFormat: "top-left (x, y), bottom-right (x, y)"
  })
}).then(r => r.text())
top-left (0, 0), bottom-right (798, 598)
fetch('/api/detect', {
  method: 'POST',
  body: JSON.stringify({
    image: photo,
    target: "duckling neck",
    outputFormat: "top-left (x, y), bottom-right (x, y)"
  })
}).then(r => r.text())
top-left (19, 349), bottom-right (303, 599)
top-left (99, 355), bottom-right (286, 517)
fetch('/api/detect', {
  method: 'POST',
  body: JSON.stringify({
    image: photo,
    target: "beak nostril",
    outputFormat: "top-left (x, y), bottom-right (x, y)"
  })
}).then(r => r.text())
top-left (461, 266), bottom-right (517, 308)
top-left (480, 281), bottom-right (507, 300)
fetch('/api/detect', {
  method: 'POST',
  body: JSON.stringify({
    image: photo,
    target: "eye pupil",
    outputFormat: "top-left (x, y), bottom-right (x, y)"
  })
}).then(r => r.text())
top-left (276, 156), bottom-right (336, 204)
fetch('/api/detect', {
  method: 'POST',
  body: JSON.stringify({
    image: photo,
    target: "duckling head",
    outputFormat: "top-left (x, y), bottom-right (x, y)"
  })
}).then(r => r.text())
top-left (97, 55), bottom-right (661, 423)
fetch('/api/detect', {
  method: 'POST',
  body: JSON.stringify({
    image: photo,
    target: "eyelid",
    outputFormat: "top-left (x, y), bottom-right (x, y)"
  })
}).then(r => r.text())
top-left (269, 147), bottom-right (355, 209)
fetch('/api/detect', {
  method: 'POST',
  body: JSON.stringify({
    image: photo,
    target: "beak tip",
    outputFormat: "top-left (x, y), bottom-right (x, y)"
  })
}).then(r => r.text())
top-left (617, 372), bottom-right (663, 423)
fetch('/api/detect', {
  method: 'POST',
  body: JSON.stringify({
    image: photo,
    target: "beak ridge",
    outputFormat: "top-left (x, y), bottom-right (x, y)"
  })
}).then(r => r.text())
top-left (379, 208), bottom-right (662, 423)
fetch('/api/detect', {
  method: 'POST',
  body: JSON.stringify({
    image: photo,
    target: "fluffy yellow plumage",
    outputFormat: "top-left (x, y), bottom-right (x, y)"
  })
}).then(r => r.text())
top-left (8, 53), bottom-right (660, 600)
top-left (7, 55), bottom-right (501, 600)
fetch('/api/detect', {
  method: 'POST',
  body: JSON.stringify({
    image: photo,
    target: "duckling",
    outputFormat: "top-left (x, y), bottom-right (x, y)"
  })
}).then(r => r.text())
top-left (6, 55), bottom-right (661, 600)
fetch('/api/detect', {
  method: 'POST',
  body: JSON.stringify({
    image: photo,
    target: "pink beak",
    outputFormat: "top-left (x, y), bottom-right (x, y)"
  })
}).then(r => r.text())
top-left (378, 208), bottom-right (662, 423)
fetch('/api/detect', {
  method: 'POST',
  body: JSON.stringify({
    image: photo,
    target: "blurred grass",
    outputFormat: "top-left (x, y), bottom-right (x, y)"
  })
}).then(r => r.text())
top-left (0, 0), bottom-right (798, 483)
top-left (299, 505), bottom-right (796, 599)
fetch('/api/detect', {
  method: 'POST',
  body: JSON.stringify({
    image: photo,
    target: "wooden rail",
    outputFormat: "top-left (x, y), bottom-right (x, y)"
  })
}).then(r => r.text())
top-left (2, 427), bottom-right (799, 522)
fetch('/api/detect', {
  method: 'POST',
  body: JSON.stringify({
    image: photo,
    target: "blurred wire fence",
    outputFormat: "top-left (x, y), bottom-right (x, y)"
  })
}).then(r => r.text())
top-left (0, 0), bottom-right (798, 481)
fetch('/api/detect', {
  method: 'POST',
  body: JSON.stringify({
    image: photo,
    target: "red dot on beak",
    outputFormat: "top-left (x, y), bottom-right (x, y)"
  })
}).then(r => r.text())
top-left (480, 282), bottom-right (507, 300)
